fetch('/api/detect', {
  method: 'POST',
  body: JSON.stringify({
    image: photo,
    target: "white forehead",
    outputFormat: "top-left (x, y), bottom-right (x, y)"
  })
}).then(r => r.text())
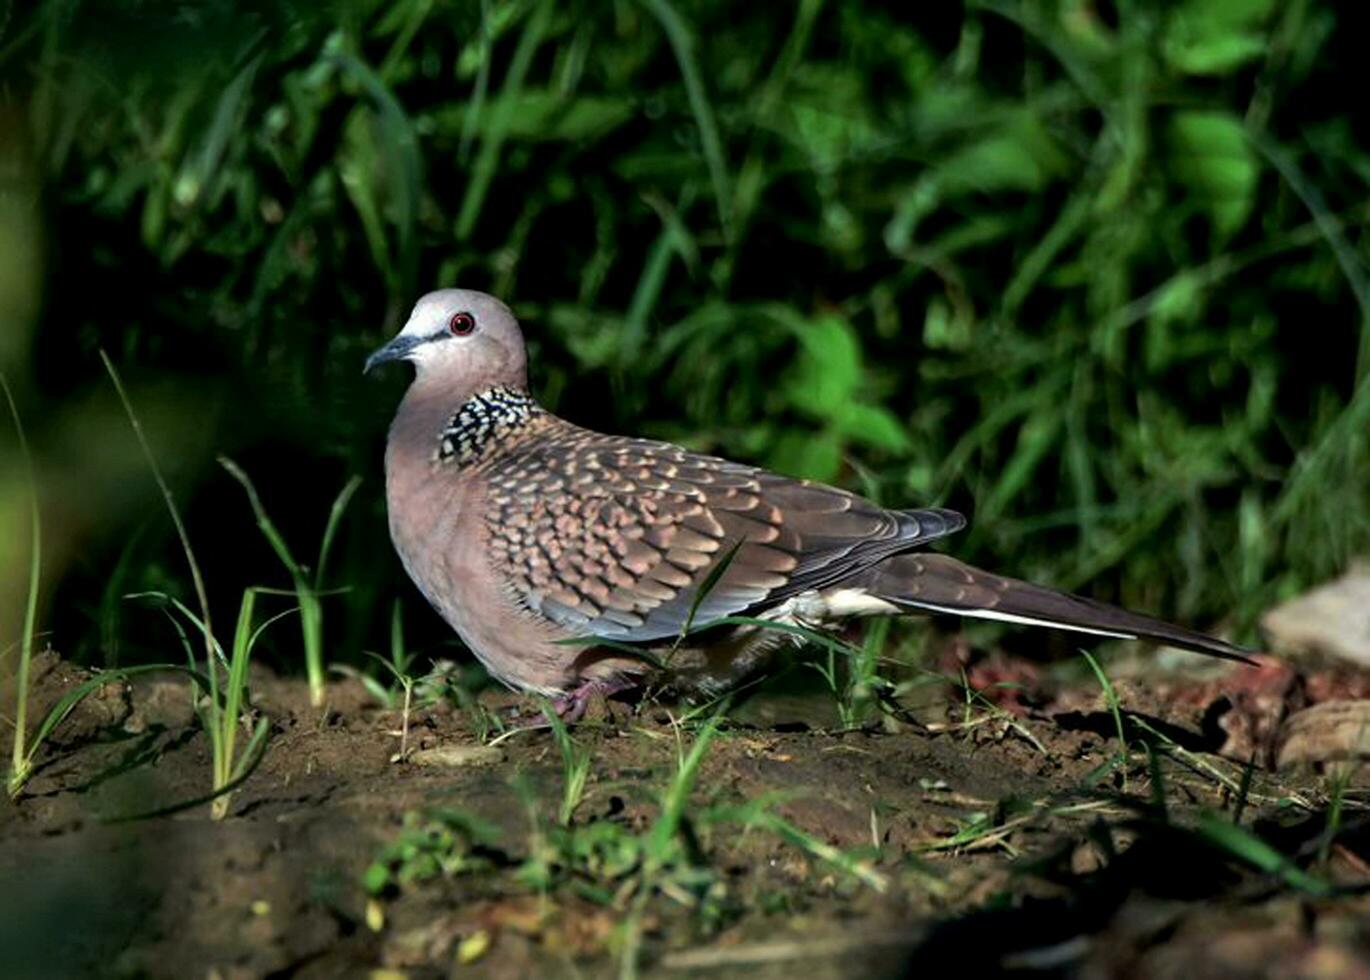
top-left (399, 289), bottom-right (513, 336)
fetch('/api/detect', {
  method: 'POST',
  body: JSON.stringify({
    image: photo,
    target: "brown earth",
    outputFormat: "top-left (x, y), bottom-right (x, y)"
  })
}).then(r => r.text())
top-left (3, 648), bottom-right (1370, 980)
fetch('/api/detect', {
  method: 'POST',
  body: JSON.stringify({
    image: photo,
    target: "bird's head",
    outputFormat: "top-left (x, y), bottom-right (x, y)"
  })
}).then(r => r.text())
top-left (365, 289), bottom-right (528, 392)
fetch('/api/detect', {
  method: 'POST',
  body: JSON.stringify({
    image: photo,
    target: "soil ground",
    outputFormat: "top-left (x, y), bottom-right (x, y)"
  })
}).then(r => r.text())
top-left (4, 647), bottom-right (1370, 979)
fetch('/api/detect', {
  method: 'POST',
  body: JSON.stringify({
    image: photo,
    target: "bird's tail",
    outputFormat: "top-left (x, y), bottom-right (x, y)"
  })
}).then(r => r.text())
top-left (852, 553), bottom-right (1255, 665)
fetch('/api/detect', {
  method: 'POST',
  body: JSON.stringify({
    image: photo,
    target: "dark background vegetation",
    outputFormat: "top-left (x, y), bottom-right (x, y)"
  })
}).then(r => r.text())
top-left (2, 0), bottom-right (1368, 681)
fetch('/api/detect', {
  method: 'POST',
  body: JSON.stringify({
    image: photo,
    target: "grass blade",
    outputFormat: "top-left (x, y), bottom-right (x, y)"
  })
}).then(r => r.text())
top-left (1195, 812), bottom-right (1332, 896)
top-left (458, 0), bottom-right (495, 163)
top-left (541, 699), bottom-right (590, 825)
top-left (454, 0), bottom-right (550, 240)
top-left (676, 540), bottom-right (743, 645)
top-left (316, 475), bottom-right (362, 588)
top-left (331, 51), bottom-right (424, 305)
top-left (28, 664), bottom-right (211, 763)
top-left (125, 592), bottom-right (228, 667)
top-left (100, 352), bottom-right (216, 691)
top-left (220, 457), bottom-right (354, 707)
top-left (104, 727), bottom-right (271, 823)
top-left (641, 0), bottom-right (732, 238)
top-left (646, 708), bottom-right (723, 864)
top-left (1, 373), bottom-right (41, 797)
top-left (219, 456), bottom-right (304, 582)
top-left (746, 809), bottom-right (888, 892)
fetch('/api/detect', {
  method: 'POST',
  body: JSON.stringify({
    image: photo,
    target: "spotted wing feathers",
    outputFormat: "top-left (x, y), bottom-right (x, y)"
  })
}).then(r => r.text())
top-left (481, 424), bottom-right (964, 641)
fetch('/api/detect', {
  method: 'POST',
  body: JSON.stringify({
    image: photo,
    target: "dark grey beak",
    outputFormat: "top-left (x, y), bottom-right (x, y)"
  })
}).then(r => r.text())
top-left (364, 334), bottom-right (422, 374)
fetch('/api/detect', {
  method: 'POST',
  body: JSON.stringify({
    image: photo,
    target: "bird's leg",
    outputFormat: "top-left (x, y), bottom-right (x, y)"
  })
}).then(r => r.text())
top-left (502, 678), bottom-right (641, 730)
top-left (551, 677), bottom-right (640, 724)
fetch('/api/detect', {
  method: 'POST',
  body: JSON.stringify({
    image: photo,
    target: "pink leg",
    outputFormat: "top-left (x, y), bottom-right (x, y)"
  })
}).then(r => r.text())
top-left (550, 677), bottom-right (641, 725)
top-left (501, 678), bottom-right (642, 730)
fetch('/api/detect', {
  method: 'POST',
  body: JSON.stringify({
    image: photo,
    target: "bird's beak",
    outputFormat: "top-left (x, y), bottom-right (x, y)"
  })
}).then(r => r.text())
top-left (364, 334), bottom-right (422, 374)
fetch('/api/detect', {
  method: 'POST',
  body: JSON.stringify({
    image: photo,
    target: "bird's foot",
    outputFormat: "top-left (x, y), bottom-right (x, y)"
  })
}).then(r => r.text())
top-left (551, 678), bottom-right (640, 725)
top-left (501, 679), bottom-right (641, 731)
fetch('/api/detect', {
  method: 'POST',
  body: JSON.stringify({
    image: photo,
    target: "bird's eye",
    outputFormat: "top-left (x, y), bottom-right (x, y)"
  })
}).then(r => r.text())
top-left (448, 311), bottom-right (476, 336)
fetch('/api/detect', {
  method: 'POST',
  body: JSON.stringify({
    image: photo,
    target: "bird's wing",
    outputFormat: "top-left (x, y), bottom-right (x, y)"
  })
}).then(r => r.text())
top-left (482, 426), bottom-right (964, 641)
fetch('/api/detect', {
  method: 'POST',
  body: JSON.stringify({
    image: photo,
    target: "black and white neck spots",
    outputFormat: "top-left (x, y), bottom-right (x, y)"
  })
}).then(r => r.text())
top-left (438, 387), bottom-right (540, 465)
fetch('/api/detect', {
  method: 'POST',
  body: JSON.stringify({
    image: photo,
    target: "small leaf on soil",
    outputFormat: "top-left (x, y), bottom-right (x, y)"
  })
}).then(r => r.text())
top-left (365, 898), bottom-right (386, 932)
top-left (457, 929), bottom-right (491, 964)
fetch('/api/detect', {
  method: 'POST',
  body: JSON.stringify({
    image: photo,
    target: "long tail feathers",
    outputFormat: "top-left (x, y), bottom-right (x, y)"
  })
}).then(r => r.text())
top-left (858, 553), bottom-right (1256, 666)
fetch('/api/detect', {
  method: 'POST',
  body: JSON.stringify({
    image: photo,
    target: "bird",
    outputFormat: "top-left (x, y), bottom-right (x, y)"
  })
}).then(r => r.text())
top-left (368, 289), bottom-right (1254, 720)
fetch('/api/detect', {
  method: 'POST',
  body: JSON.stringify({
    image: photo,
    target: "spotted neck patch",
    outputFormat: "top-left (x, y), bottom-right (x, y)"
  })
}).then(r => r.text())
top-left (438, 387), bottom-right (540, 465)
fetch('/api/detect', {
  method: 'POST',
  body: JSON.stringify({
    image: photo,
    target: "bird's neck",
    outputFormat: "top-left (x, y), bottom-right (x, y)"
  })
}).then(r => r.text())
top-left (390, 376), bottom-right (544, 469)
top-left (436, 385), bottom-right (543, 466)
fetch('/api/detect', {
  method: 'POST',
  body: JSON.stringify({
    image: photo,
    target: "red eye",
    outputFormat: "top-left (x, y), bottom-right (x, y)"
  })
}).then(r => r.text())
top-left (448, 311), bottom-right (476, 336)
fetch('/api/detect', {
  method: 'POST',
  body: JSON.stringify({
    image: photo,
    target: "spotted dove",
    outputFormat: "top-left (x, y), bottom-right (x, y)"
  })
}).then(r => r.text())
top-left (368, 290), bottom-right (1252, 717)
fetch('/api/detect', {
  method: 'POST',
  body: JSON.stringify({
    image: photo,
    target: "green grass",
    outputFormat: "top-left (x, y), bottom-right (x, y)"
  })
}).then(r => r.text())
top-left (337, 602), bottom-right (507, 746)
top-left (220, 457), bottom-right (360, 709)
top-left (361, 705), bottom-right (906, 972)
top-left (124, 587), bottom-right (279, 820)
top-left (617, 711), bottom-right (725, 979)
top-left (4, 367), bottom-right (277, 810)
top-left (1062, 655), bottom-right (1338, 898)
top-left (369, 599), bottom-right (419, 762)
top-left (350, 673), bottom-right (1363, 972)
top-left (362, 808), bottom-right (502, 895)
top-left (4, 359), bottom-right (277, 812)
top-left (1081, 649), bottom-right (1132, 789)
top-left (1317, 766), bottom-right (1352, 871)
top-left (542, 699), bottom-right (591, 826)
top-left (103, 353), bottom-right (271, 820)
top-left (1193, 811), bottom-right (1332, 898)
top-left (2, 379), bottom-right (185, 804)
top-left (2, 373), bottom-right (41, 798)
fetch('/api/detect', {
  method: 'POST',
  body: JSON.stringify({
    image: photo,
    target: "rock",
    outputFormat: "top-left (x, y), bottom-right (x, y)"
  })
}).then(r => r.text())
top-left (1276, 700), bottom-right (1370, 769)
top-left (1261, 563), bottom-right (1370, 667)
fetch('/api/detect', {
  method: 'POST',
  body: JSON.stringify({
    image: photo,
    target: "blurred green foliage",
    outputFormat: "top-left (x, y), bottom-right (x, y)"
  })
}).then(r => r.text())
top-left (2, 0), bottom-right (1368, 670)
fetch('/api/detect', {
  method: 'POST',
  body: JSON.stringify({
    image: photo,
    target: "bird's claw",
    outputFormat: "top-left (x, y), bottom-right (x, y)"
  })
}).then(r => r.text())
top-left (556, 678), bottom-right (640, 723)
